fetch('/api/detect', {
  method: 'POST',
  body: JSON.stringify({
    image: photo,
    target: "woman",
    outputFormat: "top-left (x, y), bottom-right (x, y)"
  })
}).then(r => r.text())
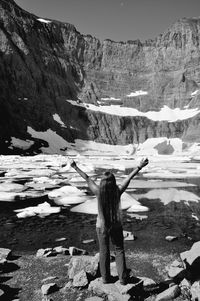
top-left (70, 157), bottom-right (149, 284)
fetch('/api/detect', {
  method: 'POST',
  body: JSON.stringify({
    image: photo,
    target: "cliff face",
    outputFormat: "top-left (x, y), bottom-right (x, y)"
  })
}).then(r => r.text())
top-left (1, 0), bottom-right (200, 154)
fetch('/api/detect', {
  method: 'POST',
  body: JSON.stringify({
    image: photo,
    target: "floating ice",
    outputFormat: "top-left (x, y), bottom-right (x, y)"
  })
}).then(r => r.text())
top-left (126, 180), bottom-right (195, 189)
top-left (0, 182), bottom-right (25, 192)
top-left (133, 188), bottom-right (200, 205)
top-left (0, 192), bottom-right (17, 202)
top-left (14, 202), bottom-right (60, 218)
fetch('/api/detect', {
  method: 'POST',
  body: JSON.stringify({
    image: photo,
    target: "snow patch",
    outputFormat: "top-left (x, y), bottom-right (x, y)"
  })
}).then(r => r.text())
top-left (10, 137), bottom-right (34, 150)
top-left (66, 100), bottom-right (200, 122)
top-left (37, 18), bottom-right (51, 24)
top-left (127, 90), bottom-right (148, 97)
top-left (53, 114), bottom-right (66, 128)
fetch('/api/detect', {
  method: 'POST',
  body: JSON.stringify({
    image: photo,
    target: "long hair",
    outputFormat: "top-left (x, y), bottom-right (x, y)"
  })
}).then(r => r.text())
top-left (98, 171), bottom-right (119, 228)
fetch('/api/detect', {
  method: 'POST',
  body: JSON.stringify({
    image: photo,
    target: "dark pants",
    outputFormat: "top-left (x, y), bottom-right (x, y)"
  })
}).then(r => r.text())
top-left (96, 223), bottom-right (127, 283)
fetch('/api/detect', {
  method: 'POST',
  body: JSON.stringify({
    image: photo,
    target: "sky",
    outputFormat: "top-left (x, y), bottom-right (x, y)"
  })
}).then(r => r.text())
top-left (15, 0), bottom-right (200, 42)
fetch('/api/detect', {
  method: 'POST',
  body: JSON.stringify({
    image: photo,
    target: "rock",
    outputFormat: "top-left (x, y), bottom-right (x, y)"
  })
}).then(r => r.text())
top-left (191, 281), bottom-right (200, 301)
top-left (0, 289), bottom-right (4, 297)
top-left (138, 277), bottom-right (157, 290)
top-left (41, 276), bottom-right (58, 283)
top-left (55, 237), bottom-right (66, 242)
top-left (123, 230), bottom-right (136, 241)
top-left (155, 285), bottom-right (181, 301)
top-left (110, 262), bottom-right (118, 277)
top-left (68, 254), bottom-right (99, 280)
top-left (41, 283), bottom-right (59, 295)
top-left (89, 277), bottom-right (142, 301)
top-left (165, 236), bottom-right (178, 242)
top-left (69, 246), bottom-right (88, 256)
top-left (85, 297), bottom-right (104, 301)
top-left (73, 270), bottom-right (88, 287)
top-left (0, 248), bottom-right (12, 260)
top-left (82, 239), bottom-right (95, 244)
top-left (180, 241), bottom-right (200, 280)
top-left (167, 266), bottom-right (185, 279)
top-left (3, 0), bottom-right (200, 155)
top-left (36, 248), bottom-right (57, 257)
top-left (53, 246), bottom-right (69, 255)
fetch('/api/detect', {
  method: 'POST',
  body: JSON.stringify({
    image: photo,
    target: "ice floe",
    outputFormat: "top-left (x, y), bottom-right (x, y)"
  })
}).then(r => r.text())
top-left (132, 188), bottom-right (200, 205)
top-left (70, 192), bottom-right (148, 214)
top-left (14, 202), bottom-right (60, 218)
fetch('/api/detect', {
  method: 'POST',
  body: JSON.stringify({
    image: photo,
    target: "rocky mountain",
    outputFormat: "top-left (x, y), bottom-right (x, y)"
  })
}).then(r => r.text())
top-left (1, 0), bottom-right (200, 154)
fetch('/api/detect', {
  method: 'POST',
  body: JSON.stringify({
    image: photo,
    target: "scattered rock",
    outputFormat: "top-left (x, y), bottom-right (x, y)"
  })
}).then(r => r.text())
top-left (55, 237), bottom-right (66, 242)
top-left (138, 276), bottom-right (157, 290)
top-left (53, 246), bottom-right (69, 255)
top-left (41, 283), bottom-right (59, 295)
top-left (36, 248), bottom-right (57, 257)
top-left (84, 297), bottom-right (104, 301)
top-left (165, 236), bottom-right (178, 242)
top-left (69, 246), bottom-right (88, 256)
top-left (68, 254), bottom-right (99, 280)
top-left (180, 241), bottom-right (200, 280)
top-left (166, 265), bottom-right (185, 279)
top-left (89, 277), bottom-right (142, 301)
top-left (123, 230), bottom-right (136, 241)
top-left (191, 281), bottom-right (200, 301)
top-left (155, 284), bottom-right (181, 301)
top-left (73, 270), bottom-right (88, 287)
top-left (42, 276), bottom-right (58, 283)
top-left (82, 239), bottom-right (95, 244)
top-left (0, 247), bottom-right (12, 259)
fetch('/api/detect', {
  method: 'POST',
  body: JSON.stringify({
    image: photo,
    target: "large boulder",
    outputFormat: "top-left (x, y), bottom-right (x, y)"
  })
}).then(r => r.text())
top-left (68, 254), bottom-right (99, 280)
top-left (180, 241), bottom-right (200, 280)
top-left (89, 277), bottom-right (143, 301)
top-left (155, 285), bottom-right (181, 301)
top-left (0, 248), bottom-right (12, 260)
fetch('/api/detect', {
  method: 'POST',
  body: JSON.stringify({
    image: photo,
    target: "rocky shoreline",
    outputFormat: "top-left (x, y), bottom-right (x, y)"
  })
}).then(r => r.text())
top-left (0, 240), bottom-right (200, 301)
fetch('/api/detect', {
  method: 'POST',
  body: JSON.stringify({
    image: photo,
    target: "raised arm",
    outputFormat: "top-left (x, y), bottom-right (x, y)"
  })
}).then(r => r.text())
top-left (68, 159), bottom-right (99, 196)
top-left (119, 158), bottom-right (149, 195)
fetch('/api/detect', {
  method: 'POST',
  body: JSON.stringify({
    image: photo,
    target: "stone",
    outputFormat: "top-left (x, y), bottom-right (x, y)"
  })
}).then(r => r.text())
top-left (0, 248), bottom-right (12, 260)
top-left (41, 283), bottom-right (59, 295)
top-left (88, 278), bottom-right (131, 301)
top-left (69, 246), bottom-right (88, 256)
top-left (53, 246), bottom-right (69, 255)
top-left (0, 289), bottom-right (4, 297)
top-left (167, 266), bottom-right (185, 279)
top-left (155, 285), bottom-right (181, 301)
top-left (55, 237), bottom-right (66, 242)
top-left (165, 236), bottom-right (178, 242)
top-left (138, 277), bottom-right (157, 290)
top-left (191, 281), bottom-right (200, 301)
top-left (85, 297), bottom-right (104, 301)
top-left (180, 241), bottom-right (200, 280)
top-left (73, 270), bottom-right (88, 287)
top-left (82, 239), bottom-right (95, 244)
top-left (123, 230), bottom-right (136, 241)
top-left (36, 248), bottom-right (57, 257)
top-left (42, 276), bottom-right (58, 283)
top-left (68, 254), bottom-right (99, 280)
top-left (180, 241), bottom-right (200, 265)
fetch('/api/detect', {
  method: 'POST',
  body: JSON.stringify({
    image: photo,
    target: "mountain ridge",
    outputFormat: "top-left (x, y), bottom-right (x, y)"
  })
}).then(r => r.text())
top-left (1, 0), bottom-right (200, 154)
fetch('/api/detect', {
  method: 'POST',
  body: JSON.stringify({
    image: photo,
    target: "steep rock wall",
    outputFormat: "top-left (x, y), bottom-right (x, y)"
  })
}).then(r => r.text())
top-left (1, 0), bottom-right (200, 153)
